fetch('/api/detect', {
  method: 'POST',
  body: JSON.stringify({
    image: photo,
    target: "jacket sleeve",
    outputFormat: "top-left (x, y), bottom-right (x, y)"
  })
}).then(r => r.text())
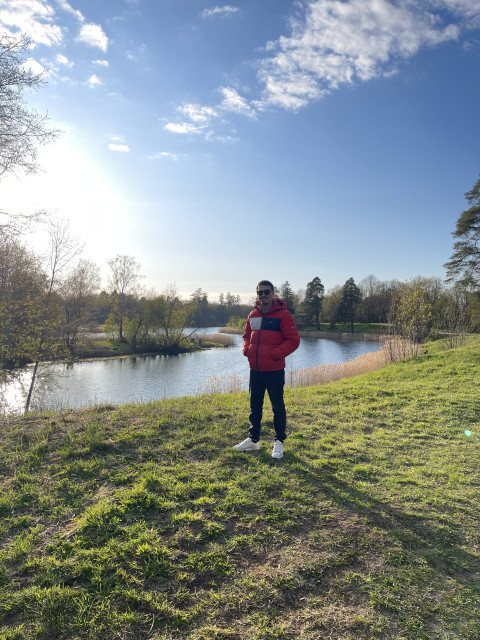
top-left (271, 311), bottom-right (300, 360)
top-left (242, 315), bottom-right (252, 356)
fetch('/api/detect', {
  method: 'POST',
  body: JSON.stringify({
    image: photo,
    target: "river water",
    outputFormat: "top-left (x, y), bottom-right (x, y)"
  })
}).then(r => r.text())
top-left (3, 330), bottom-right (381, 413)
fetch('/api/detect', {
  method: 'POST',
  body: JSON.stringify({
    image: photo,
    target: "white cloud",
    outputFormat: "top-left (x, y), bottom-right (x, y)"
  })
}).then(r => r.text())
top-left (201, 5), bottom-right (239, 19)
top-left (151, 151), bottom-right (179, 161)
top-left (256, 0), bottom-right (467, 110)
top-left (108, 143), bottom-right (130, 152)
top-left (219, 87), bottom-right (253, 115)
top-left (22, 56), bottom-right (46, 76)
top-left (165, 0), bottom-right (480, 135)
top-left (55, 53), bottom-right (73, 67)
top-left (164, 103), bottom-right (219, 135)
top-left (164, 122), bottom-right (202, 135)
top-left (179, 104), bottom-right (218, 124)
top-left (0, 0), bottom-right (63, 46)
top-left (86, 73), bottom-right (102, 88)
top-left (77, 23), bottom-right (108, 52)
top-left (93, 59), bottom-right (109, 67)
top-left (55, 0), bottom-right (84, 23)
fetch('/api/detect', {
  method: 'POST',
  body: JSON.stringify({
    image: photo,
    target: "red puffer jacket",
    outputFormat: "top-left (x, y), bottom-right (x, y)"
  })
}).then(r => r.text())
top-left (243, 298), bottom-right (300, 372)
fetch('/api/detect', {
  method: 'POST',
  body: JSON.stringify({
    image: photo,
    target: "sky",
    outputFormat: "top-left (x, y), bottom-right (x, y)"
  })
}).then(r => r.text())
top-left (1, 0), bottom-right (479, 303)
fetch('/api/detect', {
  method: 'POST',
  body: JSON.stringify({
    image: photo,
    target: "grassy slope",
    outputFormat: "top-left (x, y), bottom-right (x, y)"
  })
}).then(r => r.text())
top-left (0, 338), bottom-right (479, 640)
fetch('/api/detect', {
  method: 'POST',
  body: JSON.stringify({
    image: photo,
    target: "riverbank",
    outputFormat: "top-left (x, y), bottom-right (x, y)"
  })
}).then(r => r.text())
top-left (1, 336), bottom-right (479, 639)
top-left (64, 333), bottom-right (232, 362)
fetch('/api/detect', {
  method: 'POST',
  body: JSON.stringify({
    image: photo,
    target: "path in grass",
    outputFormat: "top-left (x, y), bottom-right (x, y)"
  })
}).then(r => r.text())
top-left (0, 338), bottom-right (479, 639)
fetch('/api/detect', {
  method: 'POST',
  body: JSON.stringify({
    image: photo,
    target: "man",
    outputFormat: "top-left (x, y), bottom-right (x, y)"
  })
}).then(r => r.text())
top-left (234, 280), bottom-right (300, 459)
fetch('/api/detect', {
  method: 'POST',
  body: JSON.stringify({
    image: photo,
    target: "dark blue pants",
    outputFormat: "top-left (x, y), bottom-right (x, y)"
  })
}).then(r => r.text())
top-left (249, 369), bottom-right (286, 442)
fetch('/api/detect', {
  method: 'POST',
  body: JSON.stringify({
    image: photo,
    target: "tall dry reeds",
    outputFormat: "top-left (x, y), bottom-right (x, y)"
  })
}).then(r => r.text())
top-left (218, 327), bottom-right (243, 335)
top-left (199, 335), bottom-right (418, 394)
top-left (287, 337), bottom-right (418, 389)
top-left (200, 375), bottom-right (245, 395)
top-left (192, 333), bottom-right (236, 346)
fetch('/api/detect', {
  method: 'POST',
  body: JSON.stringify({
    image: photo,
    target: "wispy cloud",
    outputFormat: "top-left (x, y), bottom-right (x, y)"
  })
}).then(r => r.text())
top-left (55, 0), bottom-right (83, 23)
top-left (166, 0), bottom-right (480, 138)
top-left (108, 143), bottom-right (130, 152)
top-left (164, 90), bottom-right (254, 137)
top-left (86, 73), bottom-right (102, 88)
top-left (55, 53), bottom-right (74, 68)
top-left (77, 23), bottom-right (108, 52)
top-left (164, 122), bottom-right (202, 135)
top-left (22, 57), bottom-right (47, 76)
top-left (179, 104), bottom-right (218, 124)
top-left (164, 104), bottom-right (219, 135)
top-left (0, 0), bottom-right (63, 45)
top-left (151, 151), bottom-right (179, 161)
top-left (219, 87), bottom-right (253, 116)
top-left (256, 0), bottom-right (471, 110)
top-left (201, 6), bottom-right (239, 19)
top-left (0, 1), bottom-right (109, 54)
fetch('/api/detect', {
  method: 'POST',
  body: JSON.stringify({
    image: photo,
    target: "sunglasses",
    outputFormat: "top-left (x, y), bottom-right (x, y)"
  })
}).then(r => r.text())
top-left (257, 289), bottom-right (271, 296)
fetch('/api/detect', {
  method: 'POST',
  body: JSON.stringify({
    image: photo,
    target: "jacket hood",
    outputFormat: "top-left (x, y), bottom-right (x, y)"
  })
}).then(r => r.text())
top-left (254, 297), bottom-right (287, 313)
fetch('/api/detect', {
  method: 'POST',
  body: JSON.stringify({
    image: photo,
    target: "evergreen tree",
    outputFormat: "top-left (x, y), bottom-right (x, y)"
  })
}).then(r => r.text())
top-left (444, 175), bottom-right (480, 290)
top-left (339, 277), bottom-right (361, 333)
top-left (303, 276), bottom-right (324, 329)
top-left (279, 281), bottom-right (296, 314)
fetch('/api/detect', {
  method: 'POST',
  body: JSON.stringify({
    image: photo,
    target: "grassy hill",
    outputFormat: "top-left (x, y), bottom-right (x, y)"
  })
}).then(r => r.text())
top-left (1, 338), bottom-right (479, 639)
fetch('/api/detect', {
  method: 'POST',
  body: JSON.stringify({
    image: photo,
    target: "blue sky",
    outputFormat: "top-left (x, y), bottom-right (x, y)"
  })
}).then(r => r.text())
top-left (1, 0), bottom-right (479, 302)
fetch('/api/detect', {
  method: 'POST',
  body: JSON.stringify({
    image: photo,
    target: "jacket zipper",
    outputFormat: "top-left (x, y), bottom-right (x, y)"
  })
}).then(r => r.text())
top-left (255, 322), bottom-right (262, 370)
top-left (255, 302), bottom-right (274, 370)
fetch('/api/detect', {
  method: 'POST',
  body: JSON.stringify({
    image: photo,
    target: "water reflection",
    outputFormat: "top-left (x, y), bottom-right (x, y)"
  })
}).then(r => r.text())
top-left (3, 331), bottom-right (381, 412)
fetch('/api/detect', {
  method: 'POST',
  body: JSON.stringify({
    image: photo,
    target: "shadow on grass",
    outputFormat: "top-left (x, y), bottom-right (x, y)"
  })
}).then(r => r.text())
top-left (281, 450), bottom-right (478, 584)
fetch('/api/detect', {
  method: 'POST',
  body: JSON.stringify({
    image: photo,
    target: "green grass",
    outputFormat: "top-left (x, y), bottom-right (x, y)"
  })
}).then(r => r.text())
top-left (0, 337), bottom-right (479, 639)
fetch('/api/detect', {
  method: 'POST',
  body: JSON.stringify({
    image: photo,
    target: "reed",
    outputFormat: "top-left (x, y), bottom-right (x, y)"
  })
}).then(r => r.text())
top-left (200, 375), bottom-right (245, 394)
top-left (287, 337), bottom-right (417, 389)
top-left (193, 332), bottom-right (236, 346)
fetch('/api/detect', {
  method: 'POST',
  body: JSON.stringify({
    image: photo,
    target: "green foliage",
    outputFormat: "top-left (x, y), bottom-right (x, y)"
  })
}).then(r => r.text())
top-left (226, 316), bottom-right (245, 331)
top-left (0, 338), bottom-right (479, 638)
top-left (338, 277), bottom-right (362, 332)
top-left (302, 276), bottom-right (325, 329)
top-left (390, 284), bottom-right (433, 344)
top-left (444, 175), bottom-right (480, 290)
top-left (279, 281), bottom-right (297, 314)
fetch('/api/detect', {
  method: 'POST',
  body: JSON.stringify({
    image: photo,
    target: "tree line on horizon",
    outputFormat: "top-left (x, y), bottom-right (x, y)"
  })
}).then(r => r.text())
top-left (1, 33), bottom-right (480, 381)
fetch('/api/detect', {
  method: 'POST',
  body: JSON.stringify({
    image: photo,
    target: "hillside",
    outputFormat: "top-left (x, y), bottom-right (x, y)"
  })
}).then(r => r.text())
top-left (0, 338), bottom-right (479, 639)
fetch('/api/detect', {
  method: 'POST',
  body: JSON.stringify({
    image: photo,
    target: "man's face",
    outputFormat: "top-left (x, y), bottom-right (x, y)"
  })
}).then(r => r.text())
top-left (257, 286), bottom-right (273, 310)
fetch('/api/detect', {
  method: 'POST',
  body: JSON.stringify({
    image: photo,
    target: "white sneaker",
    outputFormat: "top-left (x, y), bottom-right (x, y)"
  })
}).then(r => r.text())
top-left (233, 437), bottom-right (260, 452)
top-left (272, 440), bottom-right (284, 459)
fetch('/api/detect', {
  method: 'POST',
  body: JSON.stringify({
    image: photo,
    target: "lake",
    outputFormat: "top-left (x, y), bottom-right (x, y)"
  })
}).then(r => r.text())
top-left (3, 329), bottom-right (381, 413)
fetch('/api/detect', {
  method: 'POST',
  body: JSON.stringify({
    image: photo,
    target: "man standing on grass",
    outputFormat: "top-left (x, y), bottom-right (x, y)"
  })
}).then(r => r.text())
top-left (234, 280), bottom-right (300, 459)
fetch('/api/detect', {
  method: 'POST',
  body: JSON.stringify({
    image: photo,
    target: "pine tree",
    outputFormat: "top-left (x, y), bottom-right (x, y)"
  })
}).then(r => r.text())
top-left (444, 175), bottom-right (480, 290)
top-left (339, 277), bottom-right (361, 333)
top-left (303, 276), bottom-right (325, 329)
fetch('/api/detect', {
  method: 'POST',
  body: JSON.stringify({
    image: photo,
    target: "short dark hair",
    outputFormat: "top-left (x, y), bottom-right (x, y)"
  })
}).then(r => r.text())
top-left (257, 280), bottom-right (274, 291)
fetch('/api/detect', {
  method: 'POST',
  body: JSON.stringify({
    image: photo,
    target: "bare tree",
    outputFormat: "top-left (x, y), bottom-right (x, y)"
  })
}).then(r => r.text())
top-left (59, 259), bottom-right (101, 353)
top-left (0, 33), bottom-right (58, 179)
top-left (0, 34), bottom-right (58, 237)
top-left (24, 220), bottom-right (83, 412)
top-left (107, 255), bottom-right (144, 342)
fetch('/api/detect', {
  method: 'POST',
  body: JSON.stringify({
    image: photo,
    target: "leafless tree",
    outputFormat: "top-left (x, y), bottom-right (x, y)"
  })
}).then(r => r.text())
top-left (24, 220), bottom-right (83, 412)
top-left (59, 259), bottom-right (101, 353)
top-left (107, 255), bottom-right (144, 342)
top-left (0, 33), bottom-right (58, 178)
